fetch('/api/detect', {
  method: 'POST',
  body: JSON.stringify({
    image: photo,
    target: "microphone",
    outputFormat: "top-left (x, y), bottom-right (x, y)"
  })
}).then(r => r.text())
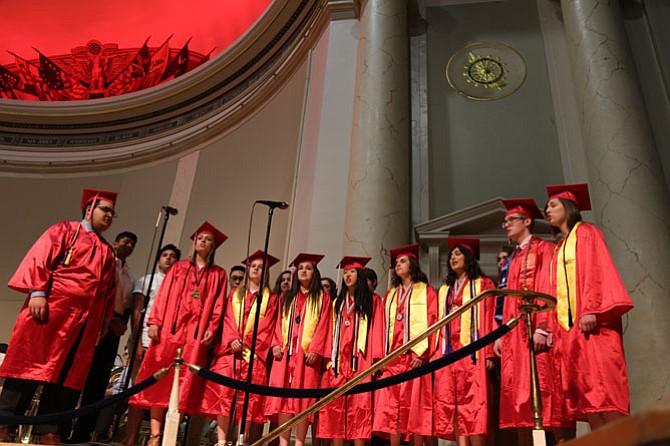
top-left (162, 206), bottom-right (179, 215)
top-left (256, 200), bottom-right (289, 209)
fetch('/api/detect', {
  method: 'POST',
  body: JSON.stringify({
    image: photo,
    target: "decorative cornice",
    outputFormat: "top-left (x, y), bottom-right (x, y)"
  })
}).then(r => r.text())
top-left (0, 0), bottom-right (331, 175)
top-left (327, 0), bottom-right (361, 20)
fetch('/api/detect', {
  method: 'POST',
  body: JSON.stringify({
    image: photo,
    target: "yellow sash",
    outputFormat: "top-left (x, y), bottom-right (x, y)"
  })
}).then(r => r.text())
top-left (554, 222), bottom-right (580, 331)
top-left (328, 299), bottom-right (369, 372)
top-left (438, 278), bottom-right (482, 346)
top-left (385, 282), bottom-right (429, 357)
top-left (231, 287), bottom-right (270, 362)
top-left (281, 291), bottom-right (323, 354)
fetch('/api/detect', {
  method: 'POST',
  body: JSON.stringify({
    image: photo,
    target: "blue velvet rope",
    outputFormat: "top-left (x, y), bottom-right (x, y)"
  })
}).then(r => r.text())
top-left (196, 322), bottom-right (511, 398)
top-left (0, 374), bottom-right (159, 425)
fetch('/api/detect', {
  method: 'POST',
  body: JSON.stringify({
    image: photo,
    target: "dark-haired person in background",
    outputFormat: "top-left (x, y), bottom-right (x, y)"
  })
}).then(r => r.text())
top-left (67, 231), bottom-right (138, 443)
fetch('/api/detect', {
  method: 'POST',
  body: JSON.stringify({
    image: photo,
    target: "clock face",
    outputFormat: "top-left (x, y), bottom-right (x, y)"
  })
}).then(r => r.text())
top-left (446, 41), bottom-right (527, 101)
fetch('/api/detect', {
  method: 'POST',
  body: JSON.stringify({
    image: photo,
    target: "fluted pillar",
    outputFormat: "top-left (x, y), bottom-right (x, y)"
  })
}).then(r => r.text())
top-left (562, 0), bottom-right (670, 410)
top-left (343, 0), bottom-right (411, 282)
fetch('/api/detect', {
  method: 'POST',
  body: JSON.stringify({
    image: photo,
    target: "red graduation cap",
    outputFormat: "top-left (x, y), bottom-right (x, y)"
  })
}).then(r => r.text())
top-left (190, 221), bottom-right (228, 248)
top-left (448, 237), bottom-right (480, 260)
top-left (546, 183), bottom-right (592, 211)
top-left (289, 253), bottom-right (325, 268)
top-left (242, 250), bottom-right (280, 268)
top-left (337, 256), bottom-right (371, 271)
top-left (389, 243), bottom-right (419, 267)
top-left (81, 188), bottom-right (118, 209)
top-left (502, 198), bottom-right (544, 220)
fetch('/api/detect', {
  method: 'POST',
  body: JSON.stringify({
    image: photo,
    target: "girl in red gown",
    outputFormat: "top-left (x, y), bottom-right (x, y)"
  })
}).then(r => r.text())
top-left (318, 256), bottom-right (384, 446)
top-left (129, 222), bottom-right (228, 446)
top-left (200, 250), bottom-right (279, 444)
top-left (265, 253), bottom-right (331, 446)
top-left (372, 244), bottom-right (437, 446)
top-left (545, 183), bottom-right (633, 430)
top-left (432, 238), bottom-right (495, 446)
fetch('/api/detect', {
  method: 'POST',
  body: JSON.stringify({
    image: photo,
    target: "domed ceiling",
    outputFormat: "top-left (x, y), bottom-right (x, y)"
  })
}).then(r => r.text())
top-left (0, 0), bottom-right (332, 174)
top-left (0, 0), bottom-right (272, 100)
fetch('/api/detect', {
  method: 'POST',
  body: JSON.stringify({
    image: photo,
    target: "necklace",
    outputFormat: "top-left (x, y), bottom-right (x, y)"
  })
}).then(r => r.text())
top-left (191, 264), bottom-right (207, 299)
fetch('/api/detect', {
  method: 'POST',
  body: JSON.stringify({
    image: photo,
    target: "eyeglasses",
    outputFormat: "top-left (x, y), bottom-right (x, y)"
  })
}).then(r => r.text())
top-left (501, 216), bottom-right (526, 228)
top-left (96, 206), bottom-right (118, 218)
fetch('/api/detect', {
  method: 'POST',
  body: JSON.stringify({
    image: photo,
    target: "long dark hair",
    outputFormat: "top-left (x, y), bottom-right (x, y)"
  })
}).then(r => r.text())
top-left (390, 256), bottom-right (428, 287)
top-left (272, 270), bottom-right (291, 295)
top-left (281, 264), bottom-right (323, 317)
top-left (445, 245), bottom-right (485, 286)
top-left (335, 268), bottom-right (373, 321)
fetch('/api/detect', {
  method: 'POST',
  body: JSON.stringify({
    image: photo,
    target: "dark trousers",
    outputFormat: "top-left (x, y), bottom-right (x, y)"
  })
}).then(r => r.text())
top-left (68, 330), bottom-right (121, 441)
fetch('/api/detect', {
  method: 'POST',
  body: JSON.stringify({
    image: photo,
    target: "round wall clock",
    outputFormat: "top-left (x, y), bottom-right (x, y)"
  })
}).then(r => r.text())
top-left (446, 41), bottom-right (527, 101)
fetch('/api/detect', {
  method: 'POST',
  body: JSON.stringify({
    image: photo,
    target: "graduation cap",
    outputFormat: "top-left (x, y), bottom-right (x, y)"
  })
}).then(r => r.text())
top-left (289, 253), bottom-right (325, 268)
top-left (546, 183), bottom-right (592, 211)
top-left (81, 188), bottom-right (118, 209)
top-left (502, 198), bottom-right (544, 220)
top-left (389, 243), bottom-right (419, 267)
top-left (190, 221), bottom-right (228, 248)
top-left (337, 256), bottom-right (371, 271)
top-left (448, 237), bottom-right (480, 260)
top-left (242, 250), bottom-right (280, 268)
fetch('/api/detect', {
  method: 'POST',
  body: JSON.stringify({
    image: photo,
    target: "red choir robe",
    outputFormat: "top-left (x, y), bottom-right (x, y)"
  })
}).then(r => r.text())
top-left (499, 237), bottom-right (572, 429)
top-left (318, 294), bottom-right (385, 440)
top-left (265, 290), bottom-right (331, 423)
top-left (129, 260), bottom-right (227, 413)
top-left (550, 222), bottom-right (633, 421)
top-left (200, 286), bottom-right (278, 423)
top-left (433, 276), bottom-right (494, 440)
top-left (372, 282), bottom-right (437, 439)
top-left (0, 221), bottom-right (116, 390)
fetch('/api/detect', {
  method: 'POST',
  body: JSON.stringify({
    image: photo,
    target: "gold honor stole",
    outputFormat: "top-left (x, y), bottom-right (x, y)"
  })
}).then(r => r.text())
top-left (328, 299), bottom-right (369, 374)
top-left (438, 278), bottom-right (483, 356)
top-left (231, 287), bottom-right (271, 362)
top-left (385, 282), bottom-right (429, 357)
top-left (281, 291), bottom-right (323, 354)
top-left (553, 222), bottom-right (581, 331)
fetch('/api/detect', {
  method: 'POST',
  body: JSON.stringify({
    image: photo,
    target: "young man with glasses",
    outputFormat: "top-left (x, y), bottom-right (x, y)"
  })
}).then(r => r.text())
top-left (493, 199), bottom-right (574, 444)
top-left (0, 189), bottom-right (118, 445)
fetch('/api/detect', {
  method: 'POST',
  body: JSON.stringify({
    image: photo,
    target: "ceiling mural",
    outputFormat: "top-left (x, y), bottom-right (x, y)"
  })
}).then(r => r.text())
top-left (0, 0), bottom-right (272, 101)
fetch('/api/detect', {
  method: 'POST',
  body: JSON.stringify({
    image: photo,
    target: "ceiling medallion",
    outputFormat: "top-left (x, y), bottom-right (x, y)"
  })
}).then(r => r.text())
top-left (446, 42), bottom-right (526, 101)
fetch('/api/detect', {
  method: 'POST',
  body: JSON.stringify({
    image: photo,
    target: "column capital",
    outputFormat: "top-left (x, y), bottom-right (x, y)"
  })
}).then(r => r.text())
top-left (328, 0), bottom-right (361, 20)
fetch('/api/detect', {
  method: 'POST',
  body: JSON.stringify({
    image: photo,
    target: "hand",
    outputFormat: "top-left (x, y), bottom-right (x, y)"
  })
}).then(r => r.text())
top-left (272, 345), bottom-right (283, 361)
top-left (546, 332), bottom-right (553, 348)
top-left (29, 297), bottom-right (48, 322)
top-left (201, 331), bottom-right (214, 345)
top-left (136, 346), bottom-right (146, 364)
top-left (230, 339), bottom-right (243, 352)
top-left (410, 357), bottom-right (426, 369)
top-left (485, 358), bottom-right (495, 371)
top-left (148, 324), bottom-right (160, 342)
top-left (493, 339), bottom-right (502, 358)
top-left (533, 332), bottom-right (548, 352)
top-left (109, 317), bottom-right (127, 337)
top-left (579, 314), bottom-right (597, 333)
top-left (305, 352), bottom-right (320, 366)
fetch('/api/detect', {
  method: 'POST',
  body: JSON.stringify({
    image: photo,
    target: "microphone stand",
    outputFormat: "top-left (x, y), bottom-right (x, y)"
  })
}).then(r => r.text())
top-left (112, 208), bottom-right (174, 438)
top-left (237, 205), bottom-right (278, 446)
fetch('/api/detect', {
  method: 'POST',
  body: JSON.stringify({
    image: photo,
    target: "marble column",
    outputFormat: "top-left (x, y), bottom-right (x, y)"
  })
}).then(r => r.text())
top-left (343, 0), bottom-right (410, 283)
top-left (561, 0), bottom-right (670, 410)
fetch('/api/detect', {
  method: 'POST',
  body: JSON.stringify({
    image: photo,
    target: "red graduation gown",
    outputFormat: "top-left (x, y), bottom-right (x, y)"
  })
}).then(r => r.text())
top-left (265, 290), bottom-right (331, 424)
top-left (372, 284), bottom-right (437, 439)
top-left (499, 238), bottom-right (571, 428)
top-left (129, 260), bottom-right (227, 413)
top-left (0, 221), bottom-right (116, 390)
top-left (200, 287), bottom-right (278, 423)
top-left (432, 277), bottom-right (495, 440)
top-left (550, 223), bottom-right (633, 421)
top-left (318, 295), bottom-right (385, 440)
